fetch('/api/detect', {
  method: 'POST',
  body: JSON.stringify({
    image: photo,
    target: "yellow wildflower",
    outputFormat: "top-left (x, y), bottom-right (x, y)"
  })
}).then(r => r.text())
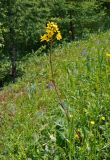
top-left (56, 31), bottom-right (62, 40)
top-left (47, 31), bottom-right (54, 39)
top-left (46, 22), bottom-right (58, 33)
top-left (40, 21), bottom-right (62, 42)
top-left (101, 116), bottom-right (105, 121)
top-left (90, 121), bottom-right (95, 125)
top-left (41, 34), bottom-right (49, 42)
top-left (106, 52), bottom-right (110, 57)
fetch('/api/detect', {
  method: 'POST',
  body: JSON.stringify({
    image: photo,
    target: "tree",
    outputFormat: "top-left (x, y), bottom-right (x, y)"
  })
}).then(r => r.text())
top-left (0, 0), bottom-right (108, 84)
top-left (0, 0), bottom-right (51, 82)
top-left (0, 0), bottom-right (17, 82)
top-left (48, 0), bottom-right (106, 40)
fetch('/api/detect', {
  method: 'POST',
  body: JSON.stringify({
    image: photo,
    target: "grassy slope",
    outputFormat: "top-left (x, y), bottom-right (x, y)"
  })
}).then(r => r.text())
top-left (0, 30), bottom-right (110, 159)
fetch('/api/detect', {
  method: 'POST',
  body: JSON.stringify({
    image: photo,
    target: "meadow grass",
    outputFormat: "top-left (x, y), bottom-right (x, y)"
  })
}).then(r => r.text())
top-left (0, 30), bottom-right (110, 159)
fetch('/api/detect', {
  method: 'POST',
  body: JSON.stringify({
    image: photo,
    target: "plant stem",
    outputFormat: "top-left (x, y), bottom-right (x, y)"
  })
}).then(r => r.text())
top-left (49, 40), bottom-right (69, 122)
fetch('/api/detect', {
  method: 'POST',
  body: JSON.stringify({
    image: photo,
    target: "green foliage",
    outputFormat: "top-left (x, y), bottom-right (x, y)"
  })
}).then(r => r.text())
top-left (49, 0), bottom-right (107, 40)
top-left (0, 23), bottom-right (4, 50)
top-left (0, 0), bottom-right (51, 82)
top-left (0, 0), bottom-right (109, 54)
top-left (1, 0), bottom-right (51, 53)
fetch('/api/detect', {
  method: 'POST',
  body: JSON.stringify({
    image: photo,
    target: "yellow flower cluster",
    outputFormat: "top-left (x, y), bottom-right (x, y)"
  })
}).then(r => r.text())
top-left (90, 121), bottom-right (95, 125)
top-left (106, 51), bottom-right (110, 57)
top-left (101, 116), bottom-right (105, 121)
top-left (41, 21), bottom-right (62, 42)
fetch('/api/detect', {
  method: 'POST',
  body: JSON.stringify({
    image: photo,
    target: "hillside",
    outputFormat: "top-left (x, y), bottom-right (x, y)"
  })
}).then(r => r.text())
top-left (0, 30), bottom-right (110, 159)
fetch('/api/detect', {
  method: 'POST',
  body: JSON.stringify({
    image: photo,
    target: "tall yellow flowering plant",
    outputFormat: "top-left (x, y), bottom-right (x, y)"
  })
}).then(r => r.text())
top-left (40, 22), bottom-right (69, 120)
top-left (41, 21), bottom-right (62, 42)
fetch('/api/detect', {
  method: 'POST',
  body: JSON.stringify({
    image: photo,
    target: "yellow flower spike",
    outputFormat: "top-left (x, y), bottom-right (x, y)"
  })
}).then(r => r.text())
top-left (41, 34), bottom-right (50, 42)
top-left (106, 51), bottom-right (110, 57)
top-left (52, 24), bottom-right (59, 32)
top-left (40, 21), bottom-right (62, 42)
top-left (46, 30), bottom-right (54, 38)
top-left (56, 31), bottom-right (62, 40)
top-left (40, 22), bottom-right (63, 119)
top-left (46, 22), bottom-right (58, 33)
top-left (90, 121), bottom-right (95, 125)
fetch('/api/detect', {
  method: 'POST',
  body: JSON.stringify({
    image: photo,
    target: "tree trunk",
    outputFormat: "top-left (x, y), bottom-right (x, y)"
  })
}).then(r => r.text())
top-left (10, 45), bottom-right (16, 83)
top-left (69, 11), bottom-right (75, 40)
top-left (8, 0), bottom-right (17, 82)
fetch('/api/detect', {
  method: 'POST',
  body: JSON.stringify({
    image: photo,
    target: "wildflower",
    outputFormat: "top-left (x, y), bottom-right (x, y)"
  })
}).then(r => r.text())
top-left (41, 34), bottom-right (49, 42)
top-left (80, 50), bottom-right (87, 56)
top-left (40, 21), bottom-right (62, 42)
top-left (101, 116), bottom-right (105, 121)
top-left (46, 30), bottom-right (54, 38)
top-left (56, 31), bottom-right (62, 40)
top-left (90, 121), bottom-right (95, 125)
top-left (106, 52), bottom-right (110, 57)
top-left (46, 21), bottom-right (58, 33)
top-left (47, 81), bottom-right (54, 89)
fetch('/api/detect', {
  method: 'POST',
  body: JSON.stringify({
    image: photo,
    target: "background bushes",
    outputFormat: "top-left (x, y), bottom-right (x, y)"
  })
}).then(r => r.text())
top-left (0, 0), bottom-right (110, 82)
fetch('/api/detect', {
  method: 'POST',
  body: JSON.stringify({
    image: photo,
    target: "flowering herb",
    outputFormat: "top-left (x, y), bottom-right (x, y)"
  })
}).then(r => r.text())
top-left (90, 121), bottom-right (95, 125)
top-left (40, 22), bottom-right (69, 121)
top-left (41, 21), bottom-right (62, 42)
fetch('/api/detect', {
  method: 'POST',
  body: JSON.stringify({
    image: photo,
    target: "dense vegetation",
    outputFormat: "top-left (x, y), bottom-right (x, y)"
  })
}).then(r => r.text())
top-left (0, 0), bottom-right (110, 159)
top-left (0, 30), bottom-right (110, 159)
top-left (0, 0), bottom-right (110, 83)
